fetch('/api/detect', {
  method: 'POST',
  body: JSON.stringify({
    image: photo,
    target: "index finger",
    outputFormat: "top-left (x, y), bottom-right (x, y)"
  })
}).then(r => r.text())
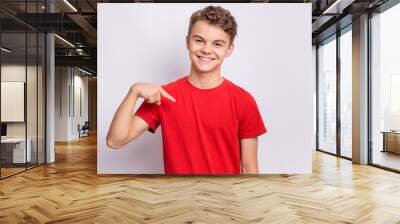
top-left (159, 87), bottom-right (176, 102)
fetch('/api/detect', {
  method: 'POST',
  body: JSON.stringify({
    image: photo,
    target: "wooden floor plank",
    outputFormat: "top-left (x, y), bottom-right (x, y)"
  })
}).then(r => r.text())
top-left (0, 134), bottom-right (400, 223)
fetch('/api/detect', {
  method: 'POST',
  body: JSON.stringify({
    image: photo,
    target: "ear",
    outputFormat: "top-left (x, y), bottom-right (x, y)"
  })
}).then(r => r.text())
top-left (186, 35), bottom-right (190, 50)
top-left (225, 42), bottom-right (235, 58)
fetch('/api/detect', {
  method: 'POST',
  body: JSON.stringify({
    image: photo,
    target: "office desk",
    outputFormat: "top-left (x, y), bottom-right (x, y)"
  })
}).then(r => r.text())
top-left (382, 131), bottom-right (400, 154)
top-left (1, 138), bottom-right (32, 163)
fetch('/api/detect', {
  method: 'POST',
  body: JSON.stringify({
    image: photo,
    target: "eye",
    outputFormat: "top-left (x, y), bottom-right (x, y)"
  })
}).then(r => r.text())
top-left (214, 42), bottom-right (223, 47)
top-left (195, 39), bottom-right (203, 43)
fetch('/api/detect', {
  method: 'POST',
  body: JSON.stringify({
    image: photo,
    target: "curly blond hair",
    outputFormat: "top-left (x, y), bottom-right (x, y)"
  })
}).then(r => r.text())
top-left (188, 6), bottom-right (238, 44)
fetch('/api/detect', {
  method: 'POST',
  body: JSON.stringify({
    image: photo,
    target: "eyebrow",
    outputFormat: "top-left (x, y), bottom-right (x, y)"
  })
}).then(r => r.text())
top-left (192, 34), bottom-right (226, 44)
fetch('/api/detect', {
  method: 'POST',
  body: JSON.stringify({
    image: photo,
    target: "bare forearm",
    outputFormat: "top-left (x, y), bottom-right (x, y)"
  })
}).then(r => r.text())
top-left (242, 163), bottom-right (259, 174)
top-left (106, 83), bottom-right (176, 149)
top-left (240, 137), bottom-right (259, 174)
top-left (106, 87), bottom-right (138, 148)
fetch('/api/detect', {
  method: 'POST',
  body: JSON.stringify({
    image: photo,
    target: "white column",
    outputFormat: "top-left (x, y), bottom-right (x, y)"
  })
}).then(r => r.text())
top-left (352, 14), bottom-right (369, 164)
top-left (46, 1), bottom-right (55, 163)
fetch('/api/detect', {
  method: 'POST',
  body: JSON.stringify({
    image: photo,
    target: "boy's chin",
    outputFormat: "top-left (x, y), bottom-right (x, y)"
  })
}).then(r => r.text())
top-left (197, 68), bottom-right (214, 73)
top-left (192, 65), bottom-right (219, 74)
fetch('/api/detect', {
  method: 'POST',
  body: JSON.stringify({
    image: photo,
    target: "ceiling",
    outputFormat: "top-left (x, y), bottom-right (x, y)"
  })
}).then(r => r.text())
top-left (0, 0), bottom-right (393, 75)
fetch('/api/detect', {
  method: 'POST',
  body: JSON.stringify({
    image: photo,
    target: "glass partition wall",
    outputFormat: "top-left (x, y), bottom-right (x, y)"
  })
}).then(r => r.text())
top-left (316, 26), bottom-right (353, 159)
top-left (317, 35), bottom-right (337, 155)
top-left (0, 2), bottom-right (46, 179)
top-left (339, 27), bottom-right (352, 159)
top-left (316, 0), bottom-right (400, 172)
top-left (370, 3), bottom-right (400, 172)
top-left (0, 31), bottom-right (27, 177)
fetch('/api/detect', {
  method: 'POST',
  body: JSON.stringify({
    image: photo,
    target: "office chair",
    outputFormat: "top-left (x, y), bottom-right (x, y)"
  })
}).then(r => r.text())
top-left (79, 121), bottom-right (90, 138)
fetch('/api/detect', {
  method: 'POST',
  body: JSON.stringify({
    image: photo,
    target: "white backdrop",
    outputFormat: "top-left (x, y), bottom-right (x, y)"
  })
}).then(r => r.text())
top-left (98, 3), bottom-right (313, 174)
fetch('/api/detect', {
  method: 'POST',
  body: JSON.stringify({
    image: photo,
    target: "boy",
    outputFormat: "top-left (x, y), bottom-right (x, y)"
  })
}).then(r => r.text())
top-left (106, 6), bottom-right (266, 174)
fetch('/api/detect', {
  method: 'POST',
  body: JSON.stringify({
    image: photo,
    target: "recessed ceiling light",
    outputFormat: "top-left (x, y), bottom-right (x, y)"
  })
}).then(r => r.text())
top-left (54, 34), bottom-right (75, 48)
top-left (78, 67), bottom-right (93, 76)
top-left (1, 47), bottom-right (11, 53)
top-left (63, 0), bottom-right (78, 12)
top-left (322, 0), bottom-right (354, 15)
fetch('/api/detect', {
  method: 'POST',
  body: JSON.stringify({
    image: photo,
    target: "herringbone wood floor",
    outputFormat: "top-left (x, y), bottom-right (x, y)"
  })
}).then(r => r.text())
top-left (1, 134), bottom-right (400, 224)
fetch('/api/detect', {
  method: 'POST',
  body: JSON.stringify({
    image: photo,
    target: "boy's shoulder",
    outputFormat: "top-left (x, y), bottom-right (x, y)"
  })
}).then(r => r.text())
top-left (160, 76), bottom-right (186, 92)
top-left (225, 79), bottom-right (253, 99)
top-left (226, 80), bottom-right (259, 111)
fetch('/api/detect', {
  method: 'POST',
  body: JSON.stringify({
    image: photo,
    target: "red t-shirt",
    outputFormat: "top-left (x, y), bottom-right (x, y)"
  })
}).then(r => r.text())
top-left (135, 76), bottom-right (267, 174)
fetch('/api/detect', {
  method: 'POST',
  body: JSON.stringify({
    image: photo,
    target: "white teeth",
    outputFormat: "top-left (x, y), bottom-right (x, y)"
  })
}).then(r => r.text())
top-left (198, 56), bottom-right (213, 61)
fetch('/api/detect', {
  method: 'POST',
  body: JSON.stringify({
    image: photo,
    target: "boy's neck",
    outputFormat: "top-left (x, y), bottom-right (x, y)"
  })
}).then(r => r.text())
top-left (188, 67), bottom-right (224, 89)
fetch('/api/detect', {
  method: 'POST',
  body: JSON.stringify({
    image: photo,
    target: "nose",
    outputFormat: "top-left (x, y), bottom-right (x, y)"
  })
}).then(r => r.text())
top-left (201, 44), bottom-right (212, 54)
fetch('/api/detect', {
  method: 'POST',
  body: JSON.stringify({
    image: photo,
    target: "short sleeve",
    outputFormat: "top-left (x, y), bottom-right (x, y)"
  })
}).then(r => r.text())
top-left (135, 100), bottom-right (161, 133)
top-left (238, 92), bottom-right (267, 139)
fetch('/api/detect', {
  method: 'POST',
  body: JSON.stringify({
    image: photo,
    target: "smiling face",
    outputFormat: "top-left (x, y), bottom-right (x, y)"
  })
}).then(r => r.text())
top-left (186, 20), bottom-right (234, 75)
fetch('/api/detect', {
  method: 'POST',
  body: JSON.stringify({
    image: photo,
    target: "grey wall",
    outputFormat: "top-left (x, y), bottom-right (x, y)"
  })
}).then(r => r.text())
top-left (98, 3), bottom-right (314, 174)
top-left (55, 67), bottom-right (89, 141)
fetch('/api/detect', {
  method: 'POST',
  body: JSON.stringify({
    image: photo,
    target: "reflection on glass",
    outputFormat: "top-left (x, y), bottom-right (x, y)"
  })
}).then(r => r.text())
top-left (390, 75), bottom-right (400, 130)
top-left (318, 37), bottom-right (337, 154)
top-left (1, 32), bottom-right (27, 177)
top-left (371, 3), bottom-right (400, 171)
top-left (0, 1), bottom-right (46, 179)
top-left (340, 29), bottom-right (352, 158)
top-left (27, 32), bottom-right (38, 169)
